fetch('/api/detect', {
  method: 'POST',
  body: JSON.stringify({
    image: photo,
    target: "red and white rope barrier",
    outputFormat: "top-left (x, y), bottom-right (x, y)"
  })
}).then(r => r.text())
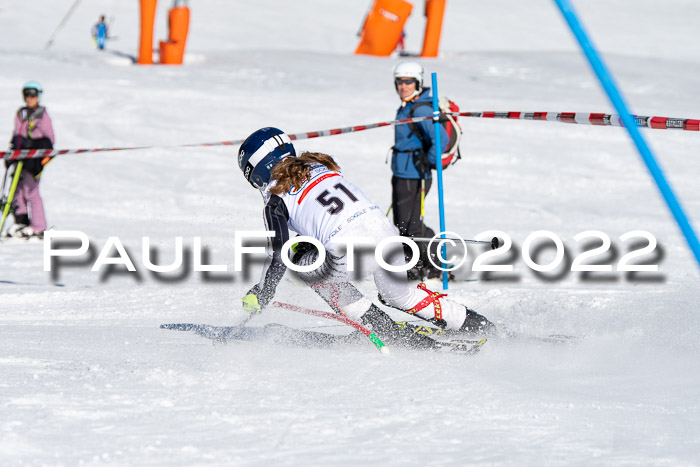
top-left (459, 111), bottom-right (700, 131)
top-left (2, 111), bottom-right (697, 161)
top-left (0, 115), bottom-right (431, 161)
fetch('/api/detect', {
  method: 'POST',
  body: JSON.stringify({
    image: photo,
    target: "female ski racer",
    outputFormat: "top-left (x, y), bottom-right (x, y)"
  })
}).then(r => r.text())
top-left (238, 127), bottom-right (494, 348)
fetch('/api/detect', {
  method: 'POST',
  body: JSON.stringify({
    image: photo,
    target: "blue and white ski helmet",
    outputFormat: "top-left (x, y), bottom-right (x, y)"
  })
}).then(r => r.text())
top-left (238, 127), bottom-right (296, 191)
top-left (22, 80), bottom-right (44, 103)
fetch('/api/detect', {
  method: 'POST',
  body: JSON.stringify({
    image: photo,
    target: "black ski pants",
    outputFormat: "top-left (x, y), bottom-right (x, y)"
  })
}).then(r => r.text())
top-left (391, 176), bottom-right (438, 266)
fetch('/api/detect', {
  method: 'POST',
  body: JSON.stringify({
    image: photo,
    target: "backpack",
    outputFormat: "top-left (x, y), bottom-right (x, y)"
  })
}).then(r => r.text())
top-left (407, 97), bottom-right (462, 170)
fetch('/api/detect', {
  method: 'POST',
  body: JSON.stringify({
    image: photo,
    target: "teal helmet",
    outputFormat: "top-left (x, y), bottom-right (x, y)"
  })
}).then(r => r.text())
top-left (22, 80), bottom-right (44, 103)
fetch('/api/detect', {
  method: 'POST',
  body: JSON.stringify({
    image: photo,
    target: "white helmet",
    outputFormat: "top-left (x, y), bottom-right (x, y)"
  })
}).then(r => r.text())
top-left (393, 61), bottom-right (423, 100)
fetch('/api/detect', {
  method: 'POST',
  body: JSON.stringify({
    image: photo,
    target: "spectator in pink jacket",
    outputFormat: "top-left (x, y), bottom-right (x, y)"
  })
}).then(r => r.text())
top-left (5, 80), bottom-right (55, 239)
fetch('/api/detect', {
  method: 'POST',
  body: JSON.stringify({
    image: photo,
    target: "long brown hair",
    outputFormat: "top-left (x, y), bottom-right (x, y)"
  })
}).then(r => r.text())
top-left (269, 151), bottom-right (340, 195)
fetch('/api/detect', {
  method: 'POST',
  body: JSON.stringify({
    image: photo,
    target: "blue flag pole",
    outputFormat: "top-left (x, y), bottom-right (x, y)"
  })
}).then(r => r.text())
top-left (431, 72), bottom-right (449, 289)
top-left (553, 0), bottom-right (700, 270)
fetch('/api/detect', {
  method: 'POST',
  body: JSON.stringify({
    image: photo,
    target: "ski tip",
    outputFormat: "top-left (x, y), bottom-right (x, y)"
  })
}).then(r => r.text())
top-left (380, 346), bottom-right (391, 356)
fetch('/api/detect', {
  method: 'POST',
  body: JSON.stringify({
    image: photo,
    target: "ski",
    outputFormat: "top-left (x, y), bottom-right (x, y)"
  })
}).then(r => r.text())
top-left (160, 321), bottom-right (485, 355)
top-left (160, 322), bottom-right (363, 348)
top-left (160, 301), bottom-right (490, 355)
top-left (0, 236), bottom-right (44, 245)
top-left (434, 337), bottom-right (487, 354)
top-left (396, 320), bottom-right (582, 345)
top-left (0, 225), bottom-right (54, 244)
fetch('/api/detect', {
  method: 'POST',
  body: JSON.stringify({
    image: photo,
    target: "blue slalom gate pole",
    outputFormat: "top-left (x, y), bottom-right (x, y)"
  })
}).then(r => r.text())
top-left (553, 0), bottom-right (700, 271)
top-left (431, 72), bottom-right (449, 289)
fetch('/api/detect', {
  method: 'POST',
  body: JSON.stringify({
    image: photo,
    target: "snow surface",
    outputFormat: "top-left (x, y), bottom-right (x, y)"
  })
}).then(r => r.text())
top-left (2, 0), bottom-right (700, 465)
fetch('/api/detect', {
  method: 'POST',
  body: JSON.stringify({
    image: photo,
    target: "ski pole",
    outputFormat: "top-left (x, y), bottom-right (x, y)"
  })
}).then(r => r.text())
top-left (419, 177), bottom-right (426, 279)
top-left (420, 178), bottom-right (426, 228)
top-left (431, 73), bottom-right (449, 289)
top-left (272, 301), bottom-right (389, 354)
top-left (0, 161), bottom-right (23, 236)
top-left (44, 0), bottom-right (83, 50)
top-left (409, 235), bottom-right (501, 250)
top-left (553, 0), bottom-right (700, 270)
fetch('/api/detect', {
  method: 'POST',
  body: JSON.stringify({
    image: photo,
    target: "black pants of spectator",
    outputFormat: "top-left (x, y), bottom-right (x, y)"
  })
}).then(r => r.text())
top-left (391, 176), bottom-right (439, 269)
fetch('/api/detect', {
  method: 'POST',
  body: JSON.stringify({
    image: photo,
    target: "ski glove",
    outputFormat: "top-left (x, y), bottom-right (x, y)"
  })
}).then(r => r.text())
top-left (242, 294), bottom-right (261, 314)
top-left (242, 284), bottom-right (268, 314)
top-left (412, 150), bottom-right (430, 176)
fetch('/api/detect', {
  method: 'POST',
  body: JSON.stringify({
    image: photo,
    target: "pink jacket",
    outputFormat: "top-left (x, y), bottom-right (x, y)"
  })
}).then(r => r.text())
top-left (14, 106), bottom-right (55, 144)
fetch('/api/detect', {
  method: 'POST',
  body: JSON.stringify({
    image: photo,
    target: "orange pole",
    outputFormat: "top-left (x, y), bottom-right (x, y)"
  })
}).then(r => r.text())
top-left (138, 0), bottom-right (158, 64)
top-left (420, 0), bottom-right (446, 58)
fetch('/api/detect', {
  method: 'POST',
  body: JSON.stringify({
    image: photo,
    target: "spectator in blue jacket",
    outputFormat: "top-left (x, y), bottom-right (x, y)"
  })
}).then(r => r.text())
top-left (391, 61), bottom-right (449, 280)
top-left (91, 15), bottom-right (109, 50)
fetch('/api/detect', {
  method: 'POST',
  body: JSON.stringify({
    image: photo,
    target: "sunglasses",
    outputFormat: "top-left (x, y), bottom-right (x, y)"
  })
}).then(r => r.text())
top-left (23, 89), bottom-right (40, 98)
top-left (395, 78), bottom-right (417, 86)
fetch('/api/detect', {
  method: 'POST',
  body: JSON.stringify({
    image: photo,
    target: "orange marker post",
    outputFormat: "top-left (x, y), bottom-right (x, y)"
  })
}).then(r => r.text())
top-left (420, 0), bottom-right (446, 58)
top-left (138, 0), bottom-right (158, 64)
top-left (159, 6), bottom-right (190, 65)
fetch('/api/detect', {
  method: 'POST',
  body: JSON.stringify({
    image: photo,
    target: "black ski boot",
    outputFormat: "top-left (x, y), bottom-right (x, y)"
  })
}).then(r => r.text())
top-left (459, 307), bottom-right (496, 335)
top-left (406, 266), bottom-right (424, 281)
top-left (361, 304), bottom-right (437, 349)
top-left (13, 213), bottom-right (29, 226)
top-left (425, 266), bottom-right (455, 281)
